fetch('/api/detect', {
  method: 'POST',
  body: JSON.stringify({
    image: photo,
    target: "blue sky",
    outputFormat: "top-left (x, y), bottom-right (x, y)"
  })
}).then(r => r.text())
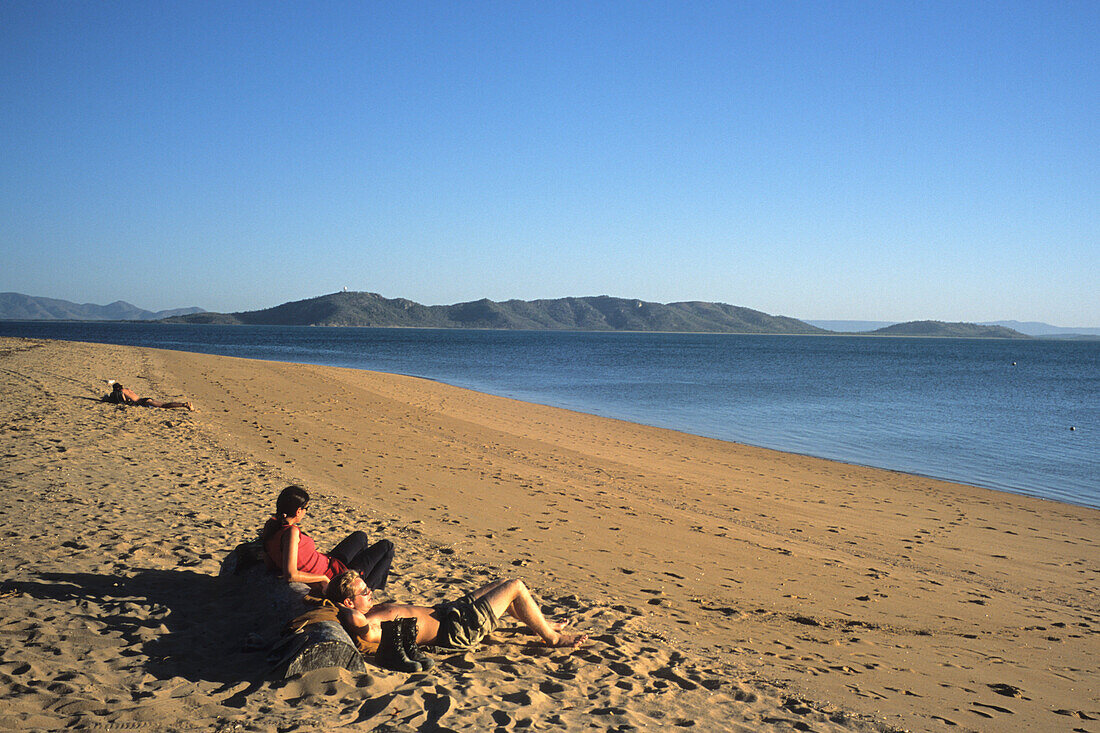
top-left (2, 2), bottom-right (1097, 325)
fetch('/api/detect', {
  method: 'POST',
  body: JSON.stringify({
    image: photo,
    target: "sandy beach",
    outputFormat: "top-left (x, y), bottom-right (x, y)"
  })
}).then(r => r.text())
top-left (0, 336), bottom-right (1096, 732)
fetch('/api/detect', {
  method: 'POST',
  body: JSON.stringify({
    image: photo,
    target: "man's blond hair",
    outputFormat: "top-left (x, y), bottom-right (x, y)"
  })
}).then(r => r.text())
top-left (326, 570), bottom-right (361, 605)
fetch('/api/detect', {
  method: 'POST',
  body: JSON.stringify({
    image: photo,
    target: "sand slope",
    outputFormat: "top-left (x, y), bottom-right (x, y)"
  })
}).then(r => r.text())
top-left (0, 337), bottom-right (1096, 732)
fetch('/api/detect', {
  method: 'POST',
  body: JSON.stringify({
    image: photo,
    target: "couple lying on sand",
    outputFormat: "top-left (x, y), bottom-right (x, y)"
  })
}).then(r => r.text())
top-left (261, 486), bottom-right (586, 654)
top-left (103, 381), bottom-right (193, 410)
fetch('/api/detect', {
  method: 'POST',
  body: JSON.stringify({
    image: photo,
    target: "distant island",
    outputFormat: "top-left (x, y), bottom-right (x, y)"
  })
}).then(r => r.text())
top-left (2, 291), bottom-right (1040, 338)
top-left (808, 318), bottom-right (1100, 338)
top-left (863, 321), bottom-right (1028, 339)
top-left (159, 291), bottom-right (1031, 338)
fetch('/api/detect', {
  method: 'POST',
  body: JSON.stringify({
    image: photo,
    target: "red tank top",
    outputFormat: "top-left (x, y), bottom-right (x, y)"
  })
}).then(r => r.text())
top-left (264, 523), bottom-right (347, 579)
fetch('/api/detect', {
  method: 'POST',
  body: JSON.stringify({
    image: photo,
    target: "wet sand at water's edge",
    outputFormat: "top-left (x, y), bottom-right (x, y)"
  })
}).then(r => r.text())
top-left (1, 337), bottom-right (1096, 731)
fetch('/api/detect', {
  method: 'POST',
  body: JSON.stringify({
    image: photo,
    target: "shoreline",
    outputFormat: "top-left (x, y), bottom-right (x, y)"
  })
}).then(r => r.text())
top-left (2, 336), bottom-right (1097, 731)
top-left (2, 320), bottom-right (1094, 510)
top-left (388, 377), bottom-right (1098, 512)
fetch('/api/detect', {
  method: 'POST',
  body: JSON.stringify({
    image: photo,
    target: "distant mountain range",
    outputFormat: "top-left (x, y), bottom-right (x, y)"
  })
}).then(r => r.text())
top-left (979, 320), bottom-right (1100, 338)
top-left (2, 291), bottom-right (1067, 338)
top-left (0, 292), bottom-right (204, 321)
top-left (160, 291), bottom-right (1032, 337)
top-left (805, 320), bottom-right (900, 333)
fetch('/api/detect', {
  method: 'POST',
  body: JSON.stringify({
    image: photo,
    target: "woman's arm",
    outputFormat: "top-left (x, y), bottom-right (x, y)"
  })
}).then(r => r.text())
top-left (280, 526), bottom-right (330, 589)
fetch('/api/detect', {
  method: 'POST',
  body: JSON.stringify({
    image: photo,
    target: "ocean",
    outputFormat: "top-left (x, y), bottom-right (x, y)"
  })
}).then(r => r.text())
top-left (3, 320), bottom-right (1097, 509)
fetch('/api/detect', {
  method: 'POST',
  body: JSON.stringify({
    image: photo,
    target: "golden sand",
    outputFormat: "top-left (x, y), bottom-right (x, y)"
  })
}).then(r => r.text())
top-left (1, 336), bottom-right (1096, 731)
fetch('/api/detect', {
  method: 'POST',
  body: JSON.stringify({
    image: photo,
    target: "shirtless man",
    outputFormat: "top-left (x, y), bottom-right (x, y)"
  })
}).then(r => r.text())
top-left (327, 570), bottom-right (586, 652)
top-left (104, 381), bottom-right (193, 410)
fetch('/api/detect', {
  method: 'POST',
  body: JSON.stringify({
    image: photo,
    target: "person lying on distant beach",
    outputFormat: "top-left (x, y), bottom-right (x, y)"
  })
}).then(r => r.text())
top-left (102, 381), bottom-right (193, 410)
top-left (327, 570), bottom-right (587, 653)
top-left (261, 485), bottom-right (394, 595)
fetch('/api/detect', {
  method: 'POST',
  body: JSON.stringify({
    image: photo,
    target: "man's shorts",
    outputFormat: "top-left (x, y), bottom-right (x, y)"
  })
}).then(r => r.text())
top-left (432, 593), bottom-right (499, 650)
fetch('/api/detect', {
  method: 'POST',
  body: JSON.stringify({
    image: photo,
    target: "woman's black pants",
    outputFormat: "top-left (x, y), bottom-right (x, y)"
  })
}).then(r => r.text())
top-left (329, 531), bottom-right (394, 590)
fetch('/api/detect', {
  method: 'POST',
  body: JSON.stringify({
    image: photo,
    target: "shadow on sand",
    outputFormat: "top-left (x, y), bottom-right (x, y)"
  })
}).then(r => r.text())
top-left (8, 568), bottom-right (285, 701)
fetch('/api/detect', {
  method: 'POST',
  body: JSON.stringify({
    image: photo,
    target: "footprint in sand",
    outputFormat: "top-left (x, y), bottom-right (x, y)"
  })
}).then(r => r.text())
top-left (970, 701), bottom-right (1014, 717)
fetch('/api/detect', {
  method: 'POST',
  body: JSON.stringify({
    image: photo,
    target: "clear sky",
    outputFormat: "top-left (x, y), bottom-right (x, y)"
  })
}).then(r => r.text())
top-left (2, 2), bottom-right (1097, 325)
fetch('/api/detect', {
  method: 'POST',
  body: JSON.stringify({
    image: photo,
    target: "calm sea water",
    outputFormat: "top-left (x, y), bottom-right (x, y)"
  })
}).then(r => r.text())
top-left (4, 320), bottom-right (1097, 509)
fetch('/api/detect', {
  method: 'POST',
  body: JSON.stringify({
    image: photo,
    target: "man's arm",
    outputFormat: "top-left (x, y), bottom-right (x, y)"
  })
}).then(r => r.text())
top-left (339, 607), bottom-right (382, 650)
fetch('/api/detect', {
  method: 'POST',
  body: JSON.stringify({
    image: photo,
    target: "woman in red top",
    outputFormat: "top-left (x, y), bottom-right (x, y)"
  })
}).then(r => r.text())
top-left (261, 485), bottom-right (394, 594)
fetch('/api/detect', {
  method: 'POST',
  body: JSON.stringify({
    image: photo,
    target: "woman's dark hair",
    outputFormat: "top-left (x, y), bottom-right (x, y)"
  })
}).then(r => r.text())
top-left (275, 485), bottom-right (310, 518)
top-left (104, 383), bottom-right (125, 404)
top-left (261, 485), bottom-right (310, 542)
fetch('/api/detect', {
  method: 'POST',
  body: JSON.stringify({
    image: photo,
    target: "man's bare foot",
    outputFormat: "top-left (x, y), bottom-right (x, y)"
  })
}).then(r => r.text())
top-left (524, 619), bottom-right (572, 637)
top-left (185, 402), bottom-right (194, 411)
top-left (545, 631), bottom-right (588, 648)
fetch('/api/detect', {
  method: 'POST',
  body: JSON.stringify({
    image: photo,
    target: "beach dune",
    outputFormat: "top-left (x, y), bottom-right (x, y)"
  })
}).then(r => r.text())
top-left (0, 336), bottom-right (1096, 732)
